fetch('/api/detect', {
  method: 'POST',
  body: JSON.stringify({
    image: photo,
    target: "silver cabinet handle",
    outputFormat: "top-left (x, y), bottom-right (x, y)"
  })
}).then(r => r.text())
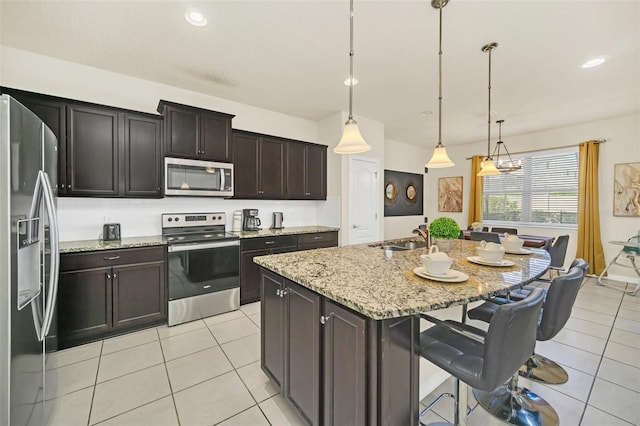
top-left (103, 255), bottom-right (121, 260)
top-left (314, 236), bottom-right (322, 240)
top-left (280, 289), bottom-right (287, 298)
top-left (107, 273), bottom-right (112, 279)
top-left (320, 315), bottom-right (331, 325)
top-left (276, 289), bottom-right (281, 296)
top-left (265, 241), bottom-right (275, 245)
top-left (113, 273), bottom-right (117, 279)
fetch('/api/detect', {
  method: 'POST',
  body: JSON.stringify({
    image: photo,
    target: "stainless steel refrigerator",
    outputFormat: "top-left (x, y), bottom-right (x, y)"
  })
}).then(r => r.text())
top-left (0, 94), bottom-right (60, 425)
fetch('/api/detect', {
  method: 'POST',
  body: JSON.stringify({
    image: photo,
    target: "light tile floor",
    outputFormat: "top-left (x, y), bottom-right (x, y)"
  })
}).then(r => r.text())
top-left (45, 277), bottom-right (639, 425)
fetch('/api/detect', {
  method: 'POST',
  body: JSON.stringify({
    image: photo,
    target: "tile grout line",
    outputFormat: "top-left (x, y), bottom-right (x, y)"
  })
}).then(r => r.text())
top-left (86, 340), bottom-right (104, 426)
top-left (578, 279), bottom-right (627, 426)
top-left (156, 326), bottom-right (182, 426)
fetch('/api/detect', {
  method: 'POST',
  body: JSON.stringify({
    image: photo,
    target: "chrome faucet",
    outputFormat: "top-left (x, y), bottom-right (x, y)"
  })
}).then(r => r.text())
top-left (412, 228), bottom-right (430, 245)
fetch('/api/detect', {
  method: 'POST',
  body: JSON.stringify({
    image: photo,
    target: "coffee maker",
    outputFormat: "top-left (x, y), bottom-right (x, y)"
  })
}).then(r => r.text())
top-left (242, 209), bottom-right (261, 231)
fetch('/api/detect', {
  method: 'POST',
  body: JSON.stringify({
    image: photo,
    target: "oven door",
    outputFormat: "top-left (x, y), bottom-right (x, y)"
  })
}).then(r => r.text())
top-left (167, 240), bottom-right (240, 302)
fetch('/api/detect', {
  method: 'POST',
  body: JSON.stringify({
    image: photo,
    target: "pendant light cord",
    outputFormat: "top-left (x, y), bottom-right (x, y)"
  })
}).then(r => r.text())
top-left (348, 0), bottom-right (355, 121)
top-left (486, 46), bottom-right (492, 158)
top-left (437, 2), bottom-right (443, 147)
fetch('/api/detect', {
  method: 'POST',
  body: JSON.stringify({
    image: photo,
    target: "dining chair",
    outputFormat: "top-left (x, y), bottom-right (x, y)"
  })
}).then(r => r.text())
top-left (470, 231), bottom-right (501, 243)
top-left (546, 234), bottom-right (570, 278)
top-left (467, 225), bottom-right (489, 231)
top-left (419, 289), bottom-right (547, 426)
top-left (490, 227), bottom-right (518, 234)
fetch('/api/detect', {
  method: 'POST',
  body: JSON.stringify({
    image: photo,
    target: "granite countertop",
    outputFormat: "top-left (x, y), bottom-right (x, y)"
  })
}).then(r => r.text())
top-left (254, 238), bottom-right (551, 320)
top-left (230, 226), bottom-right (339, 239)
top-left (59, 235), bottom-right (167, 253)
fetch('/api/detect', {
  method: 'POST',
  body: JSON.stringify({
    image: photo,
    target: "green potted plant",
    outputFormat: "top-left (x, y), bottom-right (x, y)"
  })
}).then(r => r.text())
top-left (428, 217), bottom-right (461, 253)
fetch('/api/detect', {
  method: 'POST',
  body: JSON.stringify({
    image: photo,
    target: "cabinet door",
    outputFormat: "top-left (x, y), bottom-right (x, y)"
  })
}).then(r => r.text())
top-left (240, 248), bottom-right (270, 305)
top-left (232, 132), bottom-right (260, 197)
top-left (306, 144), bottom-right (327, 199)
top-left (112, 261), bottom-right (166, 328)
top-left (66, 105), bottom-right (119, 196)
top-left (285, 281), bottom-right (321, 426)
top-left (165, 107), bottom-right (199, 157)
top-left (123, 113), bottom-right (162, 197)
top-left (323, 300), bottom-right (367, 426)
top-left (259, 137), bottom-right (286, 198)
top-left (286, 142), bottom-right (306, 199)
top-left (57, 267), bottom-right (112, 342)
top-left (16, 95), bottom-right (68, 195)
top-left (261, 270), bottom-right (284, 390)
top-left (200, 113), bottom-right (232, 162)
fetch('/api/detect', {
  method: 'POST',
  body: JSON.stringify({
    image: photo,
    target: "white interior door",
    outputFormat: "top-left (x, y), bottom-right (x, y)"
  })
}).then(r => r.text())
top-left (348, 157), bottom-right (379, 244)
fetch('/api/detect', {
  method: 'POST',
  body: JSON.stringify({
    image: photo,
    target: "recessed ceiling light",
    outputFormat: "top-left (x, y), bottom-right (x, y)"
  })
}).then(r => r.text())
top-left (344, 77), bottom-right (358, 86)
top-left (581, 57), bottom-right (605, 69)
top-left (185, 10), bottom-right (207, 27)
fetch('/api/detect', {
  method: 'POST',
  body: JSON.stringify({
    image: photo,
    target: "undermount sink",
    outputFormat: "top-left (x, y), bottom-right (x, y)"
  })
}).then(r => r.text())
top-left (371, 241), bottom-right (428, 251)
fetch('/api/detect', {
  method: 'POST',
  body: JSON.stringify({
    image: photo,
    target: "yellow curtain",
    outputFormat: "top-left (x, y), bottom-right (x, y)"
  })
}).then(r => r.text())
top-left (577, 141), bottom-right (606, 275)
top-left (468, 155), bottom-right (484, 227)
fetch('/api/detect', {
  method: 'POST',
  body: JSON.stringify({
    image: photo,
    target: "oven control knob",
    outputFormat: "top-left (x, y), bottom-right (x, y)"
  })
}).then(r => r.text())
top-left (175, 217), bottom-right (180, 222)
top-left (168, 218), bottom-right (172, 222)
top-left (217, 215), bottom-right (222, 220)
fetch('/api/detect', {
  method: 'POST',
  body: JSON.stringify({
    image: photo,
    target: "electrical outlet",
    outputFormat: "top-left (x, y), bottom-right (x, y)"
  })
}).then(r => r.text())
top-left (424, 217), bottom-right (428, 223)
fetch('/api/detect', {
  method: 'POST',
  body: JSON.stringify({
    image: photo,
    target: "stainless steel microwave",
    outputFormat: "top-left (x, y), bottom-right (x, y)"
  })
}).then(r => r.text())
top-left (164, 157), bottom-right (234, 197)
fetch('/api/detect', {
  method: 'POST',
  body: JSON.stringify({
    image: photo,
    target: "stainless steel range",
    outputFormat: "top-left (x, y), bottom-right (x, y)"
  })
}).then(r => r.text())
top-left (162, 212), bottom-right (240, 326)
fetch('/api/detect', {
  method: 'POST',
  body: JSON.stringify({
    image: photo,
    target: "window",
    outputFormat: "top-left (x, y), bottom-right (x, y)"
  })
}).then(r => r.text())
top-left (482, 147), bottom-right (579, 226)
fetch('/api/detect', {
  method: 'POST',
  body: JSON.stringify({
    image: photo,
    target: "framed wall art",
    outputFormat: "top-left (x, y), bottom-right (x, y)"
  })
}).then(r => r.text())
top-left (614, 162), bottom-right (640, 217)
top-left (383, 170), bottom-right (423, 217)
top-left (438, 176), bottom-right (463, 212)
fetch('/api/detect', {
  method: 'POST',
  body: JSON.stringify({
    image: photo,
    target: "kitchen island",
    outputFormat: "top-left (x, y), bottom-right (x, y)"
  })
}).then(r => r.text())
top-left (254, 238), bottom-right (550, 426)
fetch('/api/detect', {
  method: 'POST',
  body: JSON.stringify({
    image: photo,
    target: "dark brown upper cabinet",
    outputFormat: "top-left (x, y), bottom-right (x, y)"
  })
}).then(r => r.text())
top-left (0, 88), bottom-right (68, 194)
top-left (157, 100), bottom-right (234, 162)
top-left (286, 142), bottom-right (327, 200)
top-left (1, 87), bottom-right (163, 198)
top-left (233, 131), bottom-right (286, 199)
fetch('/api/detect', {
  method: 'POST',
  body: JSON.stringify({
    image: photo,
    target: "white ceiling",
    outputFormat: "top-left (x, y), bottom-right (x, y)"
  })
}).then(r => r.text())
top-left (1, 0), bottom-right (639, 147)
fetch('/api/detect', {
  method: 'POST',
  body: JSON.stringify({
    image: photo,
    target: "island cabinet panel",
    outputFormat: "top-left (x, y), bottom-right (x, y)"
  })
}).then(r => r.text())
top-left (323, 300), bottom-right (366, 426)
top-left (260, 268), bottom-right (420, 426)
top-left (285, 284), bottom-right (321, 426)
top-left (58, 246), bottom-right (167, 349)
top-left (261, 271), bottom-right (285, 390)
top-left (158, 100), bottom-right (234, 162)
top-left (286, 142), bottom-right (327, 200)
top-left (297, 232), bottom-right (338, 251)
top-left (240, 235), bottom-right (297, 305)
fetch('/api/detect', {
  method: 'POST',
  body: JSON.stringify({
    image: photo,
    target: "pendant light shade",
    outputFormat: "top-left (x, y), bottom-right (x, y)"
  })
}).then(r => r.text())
top-left (334, 0), bottom-right (371, 155)
top-left (425, 0), bottom-right (454, 168)
top-left (493, 120), bottom-right (522, 172)
top-left (477, 42), bottom-right (501, 177)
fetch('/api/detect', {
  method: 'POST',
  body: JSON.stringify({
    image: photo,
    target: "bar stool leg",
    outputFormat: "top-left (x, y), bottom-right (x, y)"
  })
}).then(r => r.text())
top-left (519, 353), bottom-right (569, 384)
top-left (473, 372), bottom-right (559, 426)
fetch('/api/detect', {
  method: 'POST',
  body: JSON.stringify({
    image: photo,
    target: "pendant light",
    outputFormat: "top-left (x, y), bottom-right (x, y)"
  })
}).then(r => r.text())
top-left (493, 119), bottom-right (522, 172)
top-left (334, 0), bottom-right (371, 154)
top-left (425, 0), bottom-right (455, 168)
top-left (477, 42), bottom-right (501, 176)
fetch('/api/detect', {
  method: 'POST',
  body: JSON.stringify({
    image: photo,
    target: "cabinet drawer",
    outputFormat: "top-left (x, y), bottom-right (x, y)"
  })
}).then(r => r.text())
top-left (60, 246), bottom-right (165, 272)
top-left (297, 232), bottom-right (338, 246)
top-left (241, 235), bottom-right (298, 251)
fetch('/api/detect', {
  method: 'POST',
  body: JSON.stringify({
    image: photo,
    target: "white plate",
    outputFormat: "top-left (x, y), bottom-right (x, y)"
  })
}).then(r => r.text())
top-left (467, 256), bottom-right (516, 267)
top-left (413, 267), bottom-right (469, 283)
top-left (505, 248), bottom-right (534, 255)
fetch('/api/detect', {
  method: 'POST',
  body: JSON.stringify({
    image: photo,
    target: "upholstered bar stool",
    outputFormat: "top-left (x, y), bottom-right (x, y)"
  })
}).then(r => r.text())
top-left (468, 267), bottom-right (584, 425)
top-left (509, 258), bottom-right (590, 303)
top-left (419, 288), bottom-right (545, 426)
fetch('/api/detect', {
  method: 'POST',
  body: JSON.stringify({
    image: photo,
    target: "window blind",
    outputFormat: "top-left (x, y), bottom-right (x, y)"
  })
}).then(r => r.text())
top-left (482, 147), bottom-right (579, 225)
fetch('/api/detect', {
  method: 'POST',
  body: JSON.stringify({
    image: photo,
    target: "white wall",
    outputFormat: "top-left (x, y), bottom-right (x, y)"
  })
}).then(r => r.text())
top-left (0, 46), bottom-right (343, 241)
top-left (429, 113), bottom-right (640, 281)
top-left (383, 139), bottom-right (430, 240)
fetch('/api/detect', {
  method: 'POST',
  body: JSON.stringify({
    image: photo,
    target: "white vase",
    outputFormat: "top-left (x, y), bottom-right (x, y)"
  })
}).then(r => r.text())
top-left (433, 238), bottom-right (452, 253)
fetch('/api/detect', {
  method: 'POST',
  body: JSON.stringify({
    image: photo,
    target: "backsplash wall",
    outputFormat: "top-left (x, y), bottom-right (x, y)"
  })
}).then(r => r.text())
top-left (57, 196), bottom-right (341, 242)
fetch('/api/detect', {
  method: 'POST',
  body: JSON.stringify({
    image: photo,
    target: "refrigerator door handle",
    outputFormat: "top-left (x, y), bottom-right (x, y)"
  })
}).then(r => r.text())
top-left (28, 170), bottom-right (60, 341)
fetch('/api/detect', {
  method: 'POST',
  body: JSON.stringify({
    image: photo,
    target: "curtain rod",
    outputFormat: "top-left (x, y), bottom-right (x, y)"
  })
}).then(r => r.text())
top-left (465, 139), bottom-right (607, 160)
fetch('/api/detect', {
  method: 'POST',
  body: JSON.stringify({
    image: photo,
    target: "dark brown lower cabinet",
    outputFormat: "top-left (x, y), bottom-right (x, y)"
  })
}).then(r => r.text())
top-left (58, 246), bottom-right (167, 348)
top-left (260, 268), bottom-right (420, 426)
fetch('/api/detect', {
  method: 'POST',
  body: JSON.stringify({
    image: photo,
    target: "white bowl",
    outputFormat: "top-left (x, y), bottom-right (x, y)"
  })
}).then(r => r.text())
top-left (476, 243), bottom-right (506, 262)
top-left (420, 254), bottom-right (453, 275)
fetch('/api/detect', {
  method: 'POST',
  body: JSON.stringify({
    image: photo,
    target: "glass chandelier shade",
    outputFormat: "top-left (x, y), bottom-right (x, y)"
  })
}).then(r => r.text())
top-left (425, 0), bottom-right (454, 169)
top-left (334, 0), bottom-right (371, 155)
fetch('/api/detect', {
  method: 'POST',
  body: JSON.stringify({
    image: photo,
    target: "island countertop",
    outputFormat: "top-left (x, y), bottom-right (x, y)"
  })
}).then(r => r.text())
top-left (254, 238), bottom-right (550, 320)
